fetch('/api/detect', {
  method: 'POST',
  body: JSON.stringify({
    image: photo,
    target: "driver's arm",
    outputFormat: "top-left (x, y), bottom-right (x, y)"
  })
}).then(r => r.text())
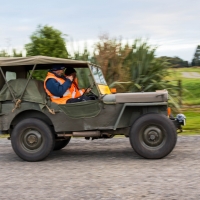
top-left (46, 78), bottom-right (72, 97)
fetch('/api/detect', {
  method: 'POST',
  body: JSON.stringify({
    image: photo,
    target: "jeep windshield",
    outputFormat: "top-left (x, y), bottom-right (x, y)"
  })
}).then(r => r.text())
top-left (89, 65), bottom-right (111, 95)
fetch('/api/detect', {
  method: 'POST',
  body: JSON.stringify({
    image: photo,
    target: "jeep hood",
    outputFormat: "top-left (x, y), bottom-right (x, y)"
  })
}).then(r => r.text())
top-left (102, 91), bottom-right (168, 103)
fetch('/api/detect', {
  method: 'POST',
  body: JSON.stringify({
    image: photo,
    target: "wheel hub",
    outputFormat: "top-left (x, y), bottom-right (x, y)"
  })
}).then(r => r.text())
top-left (21, 129), bottom-right (43, 151)
top-left (142, 126), bottom-right (165, 147)
top-left (148, 131), bottom-right (158, 141)
top-left (27, 134), bottom-right (38, 144)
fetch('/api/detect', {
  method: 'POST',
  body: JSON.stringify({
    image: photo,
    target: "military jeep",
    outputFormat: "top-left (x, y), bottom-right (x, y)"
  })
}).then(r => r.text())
top-left (0, 56), bottom-right (185, 161)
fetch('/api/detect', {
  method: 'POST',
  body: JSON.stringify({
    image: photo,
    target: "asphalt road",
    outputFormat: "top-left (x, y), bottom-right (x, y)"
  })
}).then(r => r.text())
top-left (0, 136), bottom-right (199, 200)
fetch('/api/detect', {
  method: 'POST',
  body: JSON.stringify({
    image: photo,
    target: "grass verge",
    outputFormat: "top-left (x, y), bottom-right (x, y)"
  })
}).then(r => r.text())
top-left (176, 108), bottom-right (200, 135)
top-left (167, 68), bottom-right (200, 105)
top-left (0, 134), bottom-right (9, 138)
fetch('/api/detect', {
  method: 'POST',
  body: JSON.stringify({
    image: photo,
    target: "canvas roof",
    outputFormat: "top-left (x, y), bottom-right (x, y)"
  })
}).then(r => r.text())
top-left (0, 56), bottom-right (97, 69)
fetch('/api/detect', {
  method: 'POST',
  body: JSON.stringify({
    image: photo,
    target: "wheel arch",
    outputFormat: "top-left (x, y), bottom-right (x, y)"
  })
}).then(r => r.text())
top-left (114, 103), bottom-right (168, 130)
top-left (10, 110), bottom-right (54, 131)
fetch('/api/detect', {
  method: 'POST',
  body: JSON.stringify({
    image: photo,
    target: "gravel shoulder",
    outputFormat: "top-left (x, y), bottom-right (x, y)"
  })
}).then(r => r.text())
top-left (0, 136), bottom-right (199, 200)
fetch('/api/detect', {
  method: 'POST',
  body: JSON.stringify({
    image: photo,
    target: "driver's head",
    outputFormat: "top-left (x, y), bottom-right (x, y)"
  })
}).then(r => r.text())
top-left (50, 64), bottom-right (65, 76)
top-left (65, 67), bottom-right (76, 79)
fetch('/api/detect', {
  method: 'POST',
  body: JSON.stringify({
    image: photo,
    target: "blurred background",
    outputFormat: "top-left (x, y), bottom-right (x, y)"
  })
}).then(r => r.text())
top-left (0, 0), bottom-right (200, 134)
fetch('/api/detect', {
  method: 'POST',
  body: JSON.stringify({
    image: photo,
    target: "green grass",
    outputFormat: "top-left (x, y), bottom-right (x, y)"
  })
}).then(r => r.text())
top-left (167, 67), bottom-right (200, 105)
top-left (179, 109), bottom-right (200, 135)
top-left (182, 79), bottom-right (200, 105)
top-left (0, 134), bottom-right (9, 138)
top-left (168, 67), bottom-right (200, 79)
top-left (166, 67), bottom-right (200, 134)
top-left (168, 67), bottom-right (200, 80)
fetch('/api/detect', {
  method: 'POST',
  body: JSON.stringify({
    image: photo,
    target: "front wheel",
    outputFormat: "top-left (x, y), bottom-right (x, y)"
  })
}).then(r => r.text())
top-left (129, 114), bottom-right (177, 159)
top-left (11, 118), bottom-right (54, 162)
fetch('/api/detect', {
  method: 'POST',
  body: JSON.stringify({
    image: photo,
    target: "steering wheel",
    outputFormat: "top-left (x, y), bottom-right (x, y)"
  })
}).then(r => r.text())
top-left (82, 84), bottom-right (98, 99)
top-left (82, 82), bottom-right (95, 95)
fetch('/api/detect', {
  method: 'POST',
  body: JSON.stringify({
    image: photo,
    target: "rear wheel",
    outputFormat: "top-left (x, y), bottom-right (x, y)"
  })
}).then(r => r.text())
top-left (129, 114), bottom-right (177, 159)
top-left (11, 118), bottom-right (54, 162)
top-left (53, 137), bottom-right (71, 151)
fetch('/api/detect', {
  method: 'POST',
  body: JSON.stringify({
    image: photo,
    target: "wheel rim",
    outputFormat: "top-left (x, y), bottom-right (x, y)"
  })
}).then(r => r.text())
top-left (20, 128), bottom-right (43, 153)
top-left (140, 125), bottom-right (166, 150)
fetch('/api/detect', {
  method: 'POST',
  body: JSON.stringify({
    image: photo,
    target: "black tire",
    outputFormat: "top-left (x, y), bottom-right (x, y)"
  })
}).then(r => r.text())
top-left (129, 114), bottom-right (177, 159)
top-left (53, 137), bottom-right (71, 151)
top-left (11, 118), bottom-right (54, 162)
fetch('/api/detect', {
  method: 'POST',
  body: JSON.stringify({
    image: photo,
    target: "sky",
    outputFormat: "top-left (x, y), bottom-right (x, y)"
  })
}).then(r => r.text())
top-left (0, 0), bottom-right (199, 61)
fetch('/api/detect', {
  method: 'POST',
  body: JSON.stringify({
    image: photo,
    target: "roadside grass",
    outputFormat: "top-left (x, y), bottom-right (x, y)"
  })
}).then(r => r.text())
top-left (169, 68), bottom-right (200, 134)
top-left (0, 134), bottom-right (9, 138)
top-left (168, 67), bottom-right (200, 79)
top-left (180, 108), bottom-right (200, 135)
top-left (182, 79), bottom-right (200, 105)
top-left (167, 67), bottom-right (200, 105)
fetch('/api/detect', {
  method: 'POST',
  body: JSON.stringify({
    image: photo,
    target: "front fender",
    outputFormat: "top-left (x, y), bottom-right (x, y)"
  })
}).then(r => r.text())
top-left (113, 102), bottom-right (168, 130)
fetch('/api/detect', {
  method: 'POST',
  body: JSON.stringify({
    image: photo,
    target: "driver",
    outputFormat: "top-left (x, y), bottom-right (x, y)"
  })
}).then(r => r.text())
top-left (65, 67), bottom-right (93, 103)
top-left (44, 64), bottom-right (73, 104)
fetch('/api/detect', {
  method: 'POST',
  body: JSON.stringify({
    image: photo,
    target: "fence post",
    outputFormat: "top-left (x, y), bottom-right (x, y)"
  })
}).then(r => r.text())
top-left (178, 80), bottom-right (182, 107)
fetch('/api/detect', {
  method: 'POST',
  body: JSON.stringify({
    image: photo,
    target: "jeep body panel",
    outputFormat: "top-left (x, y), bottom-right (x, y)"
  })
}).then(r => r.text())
top-left (0, 100), bottom-right (167, 133)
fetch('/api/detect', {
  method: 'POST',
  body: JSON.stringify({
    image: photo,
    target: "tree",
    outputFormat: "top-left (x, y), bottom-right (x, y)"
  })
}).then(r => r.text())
top-left (159, 56), bottom-right (189, 68)
top-left (93, 37), bottom-right (177, 93)
top-left (122, 40), bottom-right (171, 92)
top-left (74, 47), bottom-right (90, 61)
top-left (25, 25), bottom-right (69, 80)
top-left (0, 50), bottom-right (9, 57)
top-left (93, 34), bottom-right (131, 86)
top-left (25, 25), bottom-right (69, 58)
top-left (12, 49), bottom-right (22, 57)
top-left (93, 38), bottom-right (179, 109)
top-left (192, 45), bottom-right (200, 66)
top-left (0, 49), bottom-right (22, 57)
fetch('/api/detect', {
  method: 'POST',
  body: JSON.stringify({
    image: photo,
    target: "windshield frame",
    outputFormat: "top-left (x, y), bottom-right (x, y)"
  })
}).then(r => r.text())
top-left (89, 64), bottom-right (111, 95)
top-left (89, 65), bottom-right (107, 85)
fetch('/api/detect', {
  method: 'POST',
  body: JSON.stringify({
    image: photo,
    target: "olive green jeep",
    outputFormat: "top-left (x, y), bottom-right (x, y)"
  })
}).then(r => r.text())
top-left (0, 56), bottom-right (185, 161)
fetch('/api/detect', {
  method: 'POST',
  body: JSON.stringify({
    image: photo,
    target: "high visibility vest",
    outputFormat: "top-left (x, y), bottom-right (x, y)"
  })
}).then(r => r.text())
top-left (44, 72), bottom-right (71, 104)
top-left (69, 78), bottom-right (85, 98)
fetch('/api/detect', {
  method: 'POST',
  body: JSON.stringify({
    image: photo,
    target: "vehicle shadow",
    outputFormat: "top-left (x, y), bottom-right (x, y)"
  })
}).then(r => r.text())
top-left (1, 138), bottom-right (179, 162)
top-left (48, 147), bottom-right (141, 162)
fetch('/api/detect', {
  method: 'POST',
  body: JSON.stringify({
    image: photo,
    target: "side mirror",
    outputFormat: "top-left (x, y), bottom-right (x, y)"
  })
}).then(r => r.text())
top-left (110, 88), bottom-right (117, 94)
